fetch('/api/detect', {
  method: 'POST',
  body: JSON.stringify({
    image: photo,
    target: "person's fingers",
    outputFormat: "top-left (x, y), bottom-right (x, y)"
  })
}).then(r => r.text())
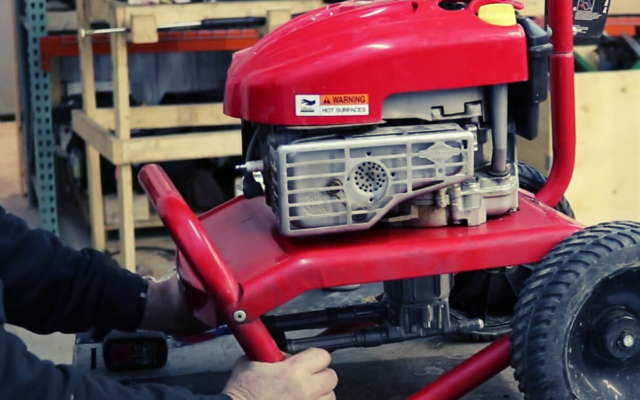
top-left (318, 391), bottom-right (337, 400)
top-left (308, 368), bottom-right (339, 397)
top-left (288, 348), bottom-right (332, 373)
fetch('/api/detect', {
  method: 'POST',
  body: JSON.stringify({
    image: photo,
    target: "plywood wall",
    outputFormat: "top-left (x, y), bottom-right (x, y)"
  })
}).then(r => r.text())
top-left (519, 70), bottom-right (640, 226)
top-left (0, 122), bottom-right (21, 198)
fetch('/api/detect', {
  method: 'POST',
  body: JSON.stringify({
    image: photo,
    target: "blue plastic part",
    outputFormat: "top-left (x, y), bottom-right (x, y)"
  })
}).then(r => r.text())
top-left (22, 0), bottom-right (59, 235)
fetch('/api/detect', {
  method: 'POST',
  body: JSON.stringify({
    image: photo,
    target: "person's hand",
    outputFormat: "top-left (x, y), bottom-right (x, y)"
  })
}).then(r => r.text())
top-left (138, 272), bottom-right (212, 336)
top-left (223, 348), bottom-right (338, 400)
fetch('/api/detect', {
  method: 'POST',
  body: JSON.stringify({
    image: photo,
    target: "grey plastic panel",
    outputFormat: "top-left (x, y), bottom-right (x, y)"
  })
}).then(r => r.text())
top-left (269, 124), bottom-right (475, 236)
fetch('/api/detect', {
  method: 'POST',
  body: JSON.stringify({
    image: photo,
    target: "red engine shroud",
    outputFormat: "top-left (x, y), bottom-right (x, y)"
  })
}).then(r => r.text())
top-left (224, 0), bottom-right (530, 126)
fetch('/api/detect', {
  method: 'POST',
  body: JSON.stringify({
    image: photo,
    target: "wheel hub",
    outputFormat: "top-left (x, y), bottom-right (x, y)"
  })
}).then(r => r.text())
top-left (596, 307), bottom-right (640, 361)
top-left (566, 268), bottom-right (640, 399)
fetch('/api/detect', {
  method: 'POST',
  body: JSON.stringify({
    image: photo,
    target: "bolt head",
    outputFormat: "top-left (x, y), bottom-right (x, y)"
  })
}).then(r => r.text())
top-left (233, 310), bottom-right (247, 323)
top-left (621, 333), bottom-right (635, 349)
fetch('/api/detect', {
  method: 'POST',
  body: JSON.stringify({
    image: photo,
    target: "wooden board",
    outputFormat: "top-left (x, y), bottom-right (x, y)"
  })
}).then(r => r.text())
top-left (518, 70), bottom-right (640, 226)
top-left (105, 214), bottom-right (164, 231)
top-left (10, 0), bottom-right (27, 197)
top-left (93, 104), bottom-right (239, 131)
top-left (72, 110), bottom-right (118, 162)
top-left (89, 0), bottom-right (640, 23)
top-left (0, 122), bottom-right (21, 198)
top-left (520, 0), bottom-right (640, 17)
top-left (89, 0), bottom-right (322, 27)
top-left (120, 130), bottom-right (242, 164)
top-left (78, 0), bottom-right (107, 251)
top-left (103, 193), bottom-right (150, 225)
top-left (567, 70), bottom-right (640, 226)
top-left (73, 110), bottom-right (242, 164)
top-left (128, 14), bottom-right (158, 44)
top-left (74, 189), bottom-right (164, 231)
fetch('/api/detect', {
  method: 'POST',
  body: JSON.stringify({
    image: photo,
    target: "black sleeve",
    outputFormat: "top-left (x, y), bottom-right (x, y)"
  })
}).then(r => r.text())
top-left (0, 206), bottom-right (236, 400)
top-left (0, 319), bottom-right (231, 400)
top-left (0, 205), bottom-right (147, 334)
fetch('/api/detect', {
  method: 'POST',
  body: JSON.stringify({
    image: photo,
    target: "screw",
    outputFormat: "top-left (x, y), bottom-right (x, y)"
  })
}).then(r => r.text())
top-left (326, 179), bottom-right (342, 196)
top-left (233, 310), bottom-right (247, 323)
top-left (508, 207), bottom-right (518, 214)
top-left (620, 333), bottom-right (635, 349)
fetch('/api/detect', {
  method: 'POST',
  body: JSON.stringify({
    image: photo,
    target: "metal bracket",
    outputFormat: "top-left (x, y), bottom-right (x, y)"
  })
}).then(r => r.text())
top-left (24, 0), bottom-right (59, 235)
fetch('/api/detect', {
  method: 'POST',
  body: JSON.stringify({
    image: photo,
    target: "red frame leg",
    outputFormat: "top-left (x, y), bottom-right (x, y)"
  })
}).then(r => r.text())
top-left (139, 164), bottom-right (284, 363)
top-left (408, 335), bottom-right (512, 400)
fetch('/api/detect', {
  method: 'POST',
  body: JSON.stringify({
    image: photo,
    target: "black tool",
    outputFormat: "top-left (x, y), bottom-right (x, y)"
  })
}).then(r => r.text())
top-left (102, 331), bottom-right (169, 372)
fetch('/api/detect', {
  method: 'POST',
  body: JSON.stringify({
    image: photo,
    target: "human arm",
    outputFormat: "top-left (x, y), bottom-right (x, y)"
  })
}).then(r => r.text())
top-left (0, 205), bottom-right (337, 400)
top-left (0, 205), bottom-right (147, 334)
top-left (0, 314), bottom-right (229, 400)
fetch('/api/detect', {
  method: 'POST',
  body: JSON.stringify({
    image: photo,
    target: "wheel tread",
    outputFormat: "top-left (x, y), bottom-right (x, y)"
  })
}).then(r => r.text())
top-left (511, 222), bottom-right (640, 399)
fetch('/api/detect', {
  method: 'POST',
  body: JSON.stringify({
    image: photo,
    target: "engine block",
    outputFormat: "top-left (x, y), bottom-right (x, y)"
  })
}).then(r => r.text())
top-left (267, 124), bottom-right (476, 236)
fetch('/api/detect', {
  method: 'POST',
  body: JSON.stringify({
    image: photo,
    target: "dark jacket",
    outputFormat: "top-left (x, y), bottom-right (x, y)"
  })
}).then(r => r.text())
top-left (0, 205), bottom-right (230, 400)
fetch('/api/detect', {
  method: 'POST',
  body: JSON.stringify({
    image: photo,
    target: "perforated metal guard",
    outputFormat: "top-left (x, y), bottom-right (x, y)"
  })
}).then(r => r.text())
top-left (354, 162), bottom-right (386, 192)
top-left (269, 123), bottom-right (475, 236)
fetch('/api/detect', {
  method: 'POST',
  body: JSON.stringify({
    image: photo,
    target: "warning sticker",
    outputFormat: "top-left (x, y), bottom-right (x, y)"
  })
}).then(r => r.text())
top-left (296, 94), bottom-right (370, 117)
top-left (320, 105), bottom-right (370, 116)
top-left (572, 0), bottom-right (611, 38)
top-left (321, 94), bottom-right (369, 105)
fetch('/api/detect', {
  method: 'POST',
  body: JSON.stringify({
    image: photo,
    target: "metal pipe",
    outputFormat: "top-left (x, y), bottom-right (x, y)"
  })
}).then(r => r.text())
top-left (490, 84), bottom-right (508, 175)
top-left (79, 17), bottom-right (269, 37)
top-left (407, 334), bottom-right (511, 400)
top-left (263, 302), bottom-right (386, 332)
top-left (139, 164), bottom-right (284, 364)
top-left (536, 0), bottom-right (576, 207)
top-left (80, 21), bottom-right (202, 37)
top-left (285, 326), bottom-right (410, 354)
top-left (231, 321), bottom-right (286, 363)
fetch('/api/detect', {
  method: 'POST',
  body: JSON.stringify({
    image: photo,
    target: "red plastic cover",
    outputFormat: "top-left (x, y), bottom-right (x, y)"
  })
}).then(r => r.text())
top-left (224, 0), bottom-right (529, 126)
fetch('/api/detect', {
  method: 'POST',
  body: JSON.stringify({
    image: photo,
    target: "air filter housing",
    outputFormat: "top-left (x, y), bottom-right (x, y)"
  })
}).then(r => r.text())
top-left (266, 123), bottom-right (475, 236)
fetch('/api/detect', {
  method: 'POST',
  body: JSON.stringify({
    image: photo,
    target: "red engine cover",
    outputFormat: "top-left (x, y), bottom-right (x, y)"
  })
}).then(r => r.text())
top-left (224, 0), bottom-right (529, 126)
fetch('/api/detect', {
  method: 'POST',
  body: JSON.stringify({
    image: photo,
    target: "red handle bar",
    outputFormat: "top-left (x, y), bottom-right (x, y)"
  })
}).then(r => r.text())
top-left (139, 164), bottom-right (284, 363)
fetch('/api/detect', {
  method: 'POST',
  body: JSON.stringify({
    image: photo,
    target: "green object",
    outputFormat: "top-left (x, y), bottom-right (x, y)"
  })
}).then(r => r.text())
top-left (575, 52), bottom-right (597, 72)
top-left (14, 0), bottom-right (59, 235)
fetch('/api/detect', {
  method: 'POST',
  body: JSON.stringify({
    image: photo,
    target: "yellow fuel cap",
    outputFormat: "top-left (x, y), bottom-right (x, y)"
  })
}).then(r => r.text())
top-left (478, 3), bottom-right (517, 27)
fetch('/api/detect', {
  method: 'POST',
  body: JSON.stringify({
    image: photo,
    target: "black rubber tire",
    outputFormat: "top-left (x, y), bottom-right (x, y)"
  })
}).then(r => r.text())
top-left (511, 221), bottom-right (640, 400)
top-left (454, 162), bottom-right (575, 342)
top-left (517, 162), bottom-right (575, 218)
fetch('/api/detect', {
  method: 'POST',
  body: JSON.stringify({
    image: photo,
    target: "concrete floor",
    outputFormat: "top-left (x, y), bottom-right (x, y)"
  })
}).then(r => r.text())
top-left (0, 120), bottom-right (523, 398)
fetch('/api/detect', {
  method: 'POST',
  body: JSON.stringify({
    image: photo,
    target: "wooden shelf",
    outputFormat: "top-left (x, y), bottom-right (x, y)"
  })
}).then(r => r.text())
top-left (105, 214), bottom-right (164, 231)
top-left (72, 107), bottom-right (242, 164)
top-left (89, 0), bottom-right (322, 29)
top-left (74, 0), bottom-right (322, 271)
top-left (40, 29), bottom-right (260, 71)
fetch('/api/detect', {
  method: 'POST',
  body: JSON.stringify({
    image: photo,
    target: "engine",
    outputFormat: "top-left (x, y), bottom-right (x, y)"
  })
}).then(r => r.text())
top-left (228, 0), bottom-right (552, 237)
top-left (248, 86), bottom-right (519, 236)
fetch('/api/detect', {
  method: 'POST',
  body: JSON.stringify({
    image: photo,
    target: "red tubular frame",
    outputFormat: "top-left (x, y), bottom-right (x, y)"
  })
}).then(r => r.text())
top-left (410, 1), bottom-right (577, 395)
top-left (407, 335), bottom-right (512, 400)
top-left (536, 0), bottom-right (576, 207)
top-left (139, 164), bottom-right (284, 363)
